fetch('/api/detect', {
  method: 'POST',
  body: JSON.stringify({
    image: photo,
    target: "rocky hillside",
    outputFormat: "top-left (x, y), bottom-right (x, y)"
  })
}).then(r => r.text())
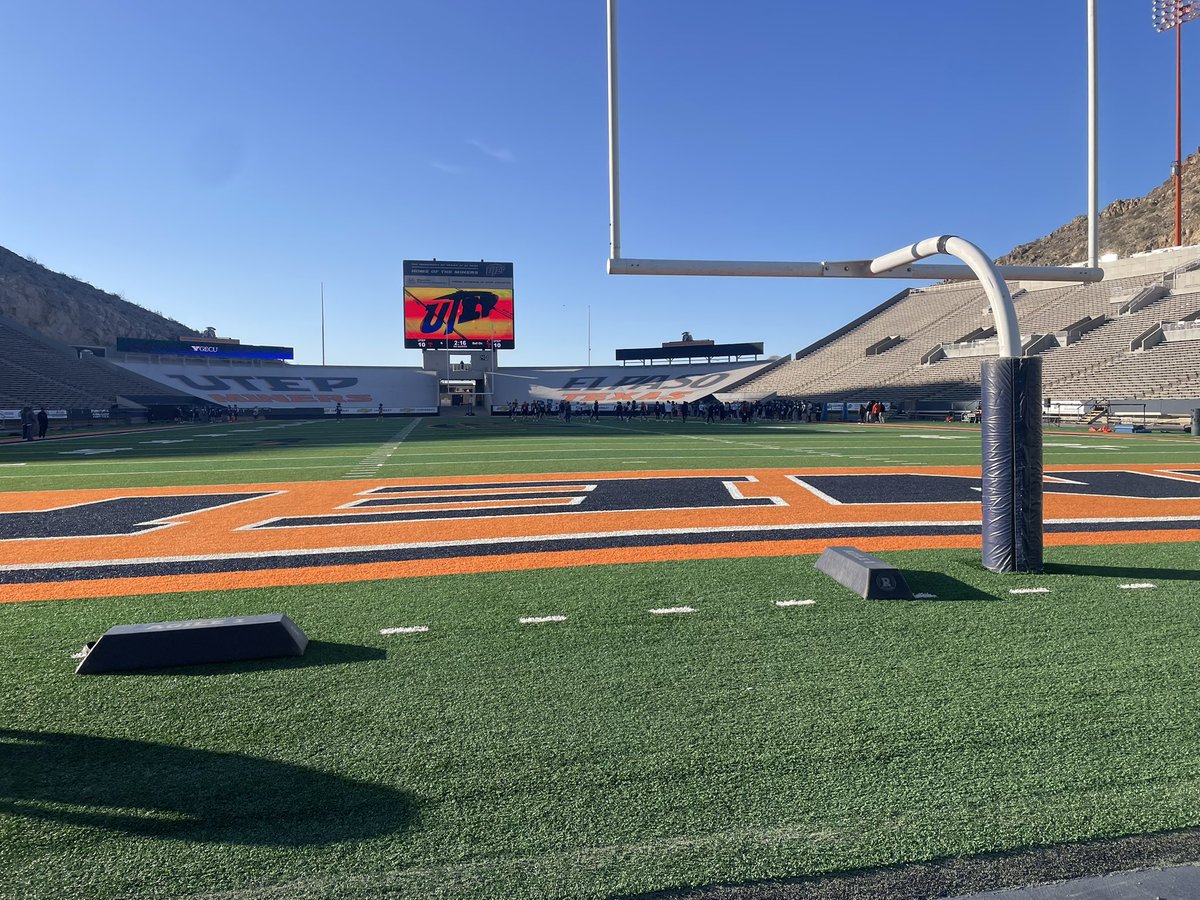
top-left (999, 149), bottom-right (1200, 266)
top-left (0, 245), bottom-right (198, 348)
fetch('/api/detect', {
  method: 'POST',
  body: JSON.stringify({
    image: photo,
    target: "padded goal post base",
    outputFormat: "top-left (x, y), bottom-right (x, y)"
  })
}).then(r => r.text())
top-left (75, 613), bottom-right (308, 675)
top-left (981, 357), bottom-right (1044, 573)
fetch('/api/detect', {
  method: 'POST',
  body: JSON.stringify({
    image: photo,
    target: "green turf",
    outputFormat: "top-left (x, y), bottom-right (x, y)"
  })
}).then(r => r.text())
top-left (3, 546), bottom-right (1200, 898)
top-left (1, 417), bottom-right (1197, 491)
top-left (2, 417), bottom-right (1199, 898)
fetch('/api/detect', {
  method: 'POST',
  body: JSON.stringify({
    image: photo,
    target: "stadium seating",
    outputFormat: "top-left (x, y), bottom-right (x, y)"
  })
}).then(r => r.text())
top-left (740, 268), bottom-right (1200, 406)
top-left (0, 316), bottom-right (195, 412)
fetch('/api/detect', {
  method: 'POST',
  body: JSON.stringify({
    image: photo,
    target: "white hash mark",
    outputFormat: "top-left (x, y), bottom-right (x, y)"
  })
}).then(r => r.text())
top-left (58, 448), bottom-right (132, 455)
top-left (1119, 583), bottom-right (1156, 590)
top-left (519, 615), bottom-right (567, 625)
top-left (649, 606), bottom-right (696, 615)
top-left (1010, 587), bottom-right (1050, 594)
top-left (774, 599), bottom-right (816, 607)
top-left (914, 593), bottom-right (939, 599)
top-left (380, 626), bottom-right (429, 635)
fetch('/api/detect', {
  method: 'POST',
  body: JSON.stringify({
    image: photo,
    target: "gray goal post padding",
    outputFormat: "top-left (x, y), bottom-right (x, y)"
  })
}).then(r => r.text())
top-left (981, 357), bottom-right (1044, 573)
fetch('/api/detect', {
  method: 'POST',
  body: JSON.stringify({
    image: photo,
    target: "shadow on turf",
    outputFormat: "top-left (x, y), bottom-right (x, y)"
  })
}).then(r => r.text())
top-left (120, 639), bottom-right (388, 677)
top-left (619, 825), bottom-right (1200, 900)
top-left (0, 729), bottom-right (417, 845)
top-left (904, 571), bottom-right (1000, 602)
top-left (1044, 562), bottom-right (1200, 582)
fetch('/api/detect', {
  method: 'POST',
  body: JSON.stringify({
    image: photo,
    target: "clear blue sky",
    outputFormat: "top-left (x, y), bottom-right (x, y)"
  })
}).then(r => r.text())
top-left (1, 1), bottom-right (1196, 367)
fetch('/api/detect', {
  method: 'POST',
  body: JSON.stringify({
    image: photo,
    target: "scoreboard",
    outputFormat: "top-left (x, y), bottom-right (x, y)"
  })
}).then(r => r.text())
top-left (403, 260), bottom-right (515, 350)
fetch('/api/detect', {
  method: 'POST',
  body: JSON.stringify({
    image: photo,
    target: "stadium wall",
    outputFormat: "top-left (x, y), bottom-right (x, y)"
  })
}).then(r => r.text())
top-left (489, 361), bottom-right (775, 410)
top-left (112, 361), bottom-right (439, 414)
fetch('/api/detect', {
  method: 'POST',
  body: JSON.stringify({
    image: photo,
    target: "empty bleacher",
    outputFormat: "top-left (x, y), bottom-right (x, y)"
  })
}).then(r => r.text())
top-left (0, 316), bottom-right (195, 413)
top-left (738, 259), bottom-right (1200, 408)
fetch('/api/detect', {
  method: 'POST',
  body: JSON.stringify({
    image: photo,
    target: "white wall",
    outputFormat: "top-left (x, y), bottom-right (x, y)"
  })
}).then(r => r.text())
top-left (490, 361), bottom-right (772, 407)
top-left (114, 361), bottom-right (439, 412)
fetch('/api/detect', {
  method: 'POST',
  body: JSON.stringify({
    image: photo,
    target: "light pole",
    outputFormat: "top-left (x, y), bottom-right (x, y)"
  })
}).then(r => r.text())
top-left (1153, 1), bottom-right (1199, 247)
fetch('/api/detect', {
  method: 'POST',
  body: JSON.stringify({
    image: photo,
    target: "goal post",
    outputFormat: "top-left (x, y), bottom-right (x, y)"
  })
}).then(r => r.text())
top-left (602, 0), bottom-right (1104, 573)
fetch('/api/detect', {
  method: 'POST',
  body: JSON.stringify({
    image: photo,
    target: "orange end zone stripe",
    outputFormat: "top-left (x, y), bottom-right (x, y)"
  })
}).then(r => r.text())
top-left (3, 528), bottom-right (1199, 605)
top-left (1, 465), bottom-right (1198, 604)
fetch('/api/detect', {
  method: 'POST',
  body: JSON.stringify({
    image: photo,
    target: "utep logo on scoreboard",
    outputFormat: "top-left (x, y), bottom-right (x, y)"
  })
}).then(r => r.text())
top-left (403, 259), bottom-right (515, 350)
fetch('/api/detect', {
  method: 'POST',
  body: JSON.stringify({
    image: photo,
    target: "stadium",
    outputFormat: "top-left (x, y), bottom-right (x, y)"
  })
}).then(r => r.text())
top-left (4, 3), bottom-right (1200, 899)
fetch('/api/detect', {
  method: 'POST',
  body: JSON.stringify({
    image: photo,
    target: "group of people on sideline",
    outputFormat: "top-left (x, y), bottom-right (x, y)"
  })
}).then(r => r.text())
top-left (503, 398), bottom-right (829, 424)
top-left (858, 401), bottom-right (888, 423)
top-left (18, 405), bottom-right (48, 441)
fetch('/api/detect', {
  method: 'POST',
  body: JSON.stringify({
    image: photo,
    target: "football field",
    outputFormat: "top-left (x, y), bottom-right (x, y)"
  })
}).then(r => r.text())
top-left (2, 416), bottom-right (1200, 898)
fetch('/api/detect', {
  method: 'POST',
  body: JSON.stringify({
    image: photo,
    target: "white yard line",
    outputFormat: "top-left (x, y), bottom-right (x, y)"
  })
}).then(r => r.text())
top-left (1119, 583), bottom-right (1156, 590)
top-left (343, 419), bottom-right (422, 478)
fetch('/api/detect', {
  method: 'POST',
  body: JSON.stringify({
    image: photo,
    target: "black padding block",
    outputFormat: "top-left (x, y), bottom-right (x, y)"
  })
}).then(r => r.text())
top-left (814, 546), bottom-right (913, 601)
top-left (75, 613), bottom-right (307, 675)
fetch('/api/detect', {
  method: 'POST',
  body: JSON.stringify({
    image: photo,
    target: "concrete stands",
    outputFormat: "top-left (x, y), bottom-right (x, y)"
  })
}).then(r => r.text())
top-left (739, 247), bottom-right (1200, 414)
top-left (0, 316), bottom-right (195, 417)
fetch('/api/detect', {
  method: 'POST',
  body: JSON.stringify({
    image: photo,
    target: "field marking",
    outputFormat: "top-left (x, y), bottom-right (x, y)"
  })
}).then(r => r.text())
top-left (58, 448), bottom-right (133, 456)
top-left (591, 423), bottom-right (926, 465)
top-left (343, 420), bottom-right (424, 479)
top-left (1010, 587), bottom-right (1050, 594)
top-left (774, 599), bottom-right (816, 607)
top-left (1119, 583), bottom-right (1156, 590)
top-left (14, 447), bottom-right (1199, 481)
top-left (649, 606), bottom-right (696, 615)
top-left (380, 625), bottom-right (428, 635)
top-left (914, 592), bottom-right (938, 599)
top-left (519, 615), bottom-right (567, 624)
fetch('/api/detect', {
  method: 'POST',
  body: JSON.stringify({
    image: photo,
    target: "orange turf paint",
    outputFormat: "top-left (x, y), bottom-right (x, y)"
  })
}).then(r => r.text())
top-left (1, 465), bottom-right (1197, 603)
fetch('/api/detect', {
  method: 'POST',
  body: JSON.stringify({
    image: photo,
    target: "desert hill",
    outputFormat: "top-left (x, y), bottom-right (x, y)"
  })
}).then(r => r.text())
top-left (0, 245), bottom-right (198, 348)
top-left (998, 149), bottom-right (1200, 267)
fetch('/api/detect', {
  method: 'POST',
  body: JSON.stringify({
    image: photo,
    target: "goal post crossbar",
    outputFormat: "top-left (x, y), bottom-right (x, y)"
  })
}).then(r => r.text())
top-left (608, 257), bottom-right (1102, 284)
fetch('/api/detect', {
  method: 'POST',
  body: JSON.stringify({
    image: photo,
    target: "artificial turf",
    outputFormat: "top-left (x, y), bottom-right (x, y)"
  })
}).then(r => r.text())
top-left (3, 542), bottom-right (1200, 898)
top-left (1, 417), bottom-right (1197, 491)
top-left (2, 418), bottom-right (1199, 898)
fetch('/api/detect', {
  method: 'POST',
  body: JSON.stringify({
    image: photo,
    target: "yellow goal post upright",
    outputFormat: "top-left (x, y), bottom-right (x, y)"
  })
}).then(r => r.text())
top-left (603, 0), bottom-right (1106, 573)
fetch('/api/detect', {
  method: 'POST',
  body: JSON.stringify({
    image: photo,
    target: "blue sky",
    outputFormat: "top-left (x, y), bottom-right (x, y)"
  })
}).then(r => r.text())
top-left (1, 1), bottom-right (1196, 367)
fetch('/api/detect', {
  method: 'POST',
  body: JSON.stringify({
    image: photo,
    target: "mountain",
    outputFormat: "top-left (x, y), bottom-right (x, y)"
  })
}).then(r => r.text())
top-left (998, 149), bottom-right (1200, 267)
top-left (0, 245), bottom-right (199, 348)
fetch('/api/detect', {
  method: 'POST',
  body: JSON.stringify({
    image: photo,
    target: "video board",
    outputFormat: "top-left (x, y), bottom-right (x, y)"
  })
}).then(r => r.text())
top-left (403, 260), bottom-right (515, 350)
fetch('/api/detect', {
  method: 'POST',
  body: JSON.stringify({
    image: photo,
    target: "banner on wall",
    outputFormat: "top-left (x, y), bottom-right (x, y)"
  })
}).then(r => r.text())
top-left (488, 362), bottom-right (774, 407)
top-left (403, 260), bottom-right (515, 350)
top-left (113, 362), bottom-right (440, 411)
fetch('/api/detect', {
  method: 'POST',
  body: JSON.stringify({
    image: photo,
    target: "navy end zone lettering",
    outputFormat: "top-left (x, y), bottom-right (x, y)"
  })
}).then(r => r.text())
top-left (792, 471), bottom-right (1200, 505)
top-left (0, 493), bottom-right (276, 540)
top-left (251, 476), bottom-right (781, 528)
